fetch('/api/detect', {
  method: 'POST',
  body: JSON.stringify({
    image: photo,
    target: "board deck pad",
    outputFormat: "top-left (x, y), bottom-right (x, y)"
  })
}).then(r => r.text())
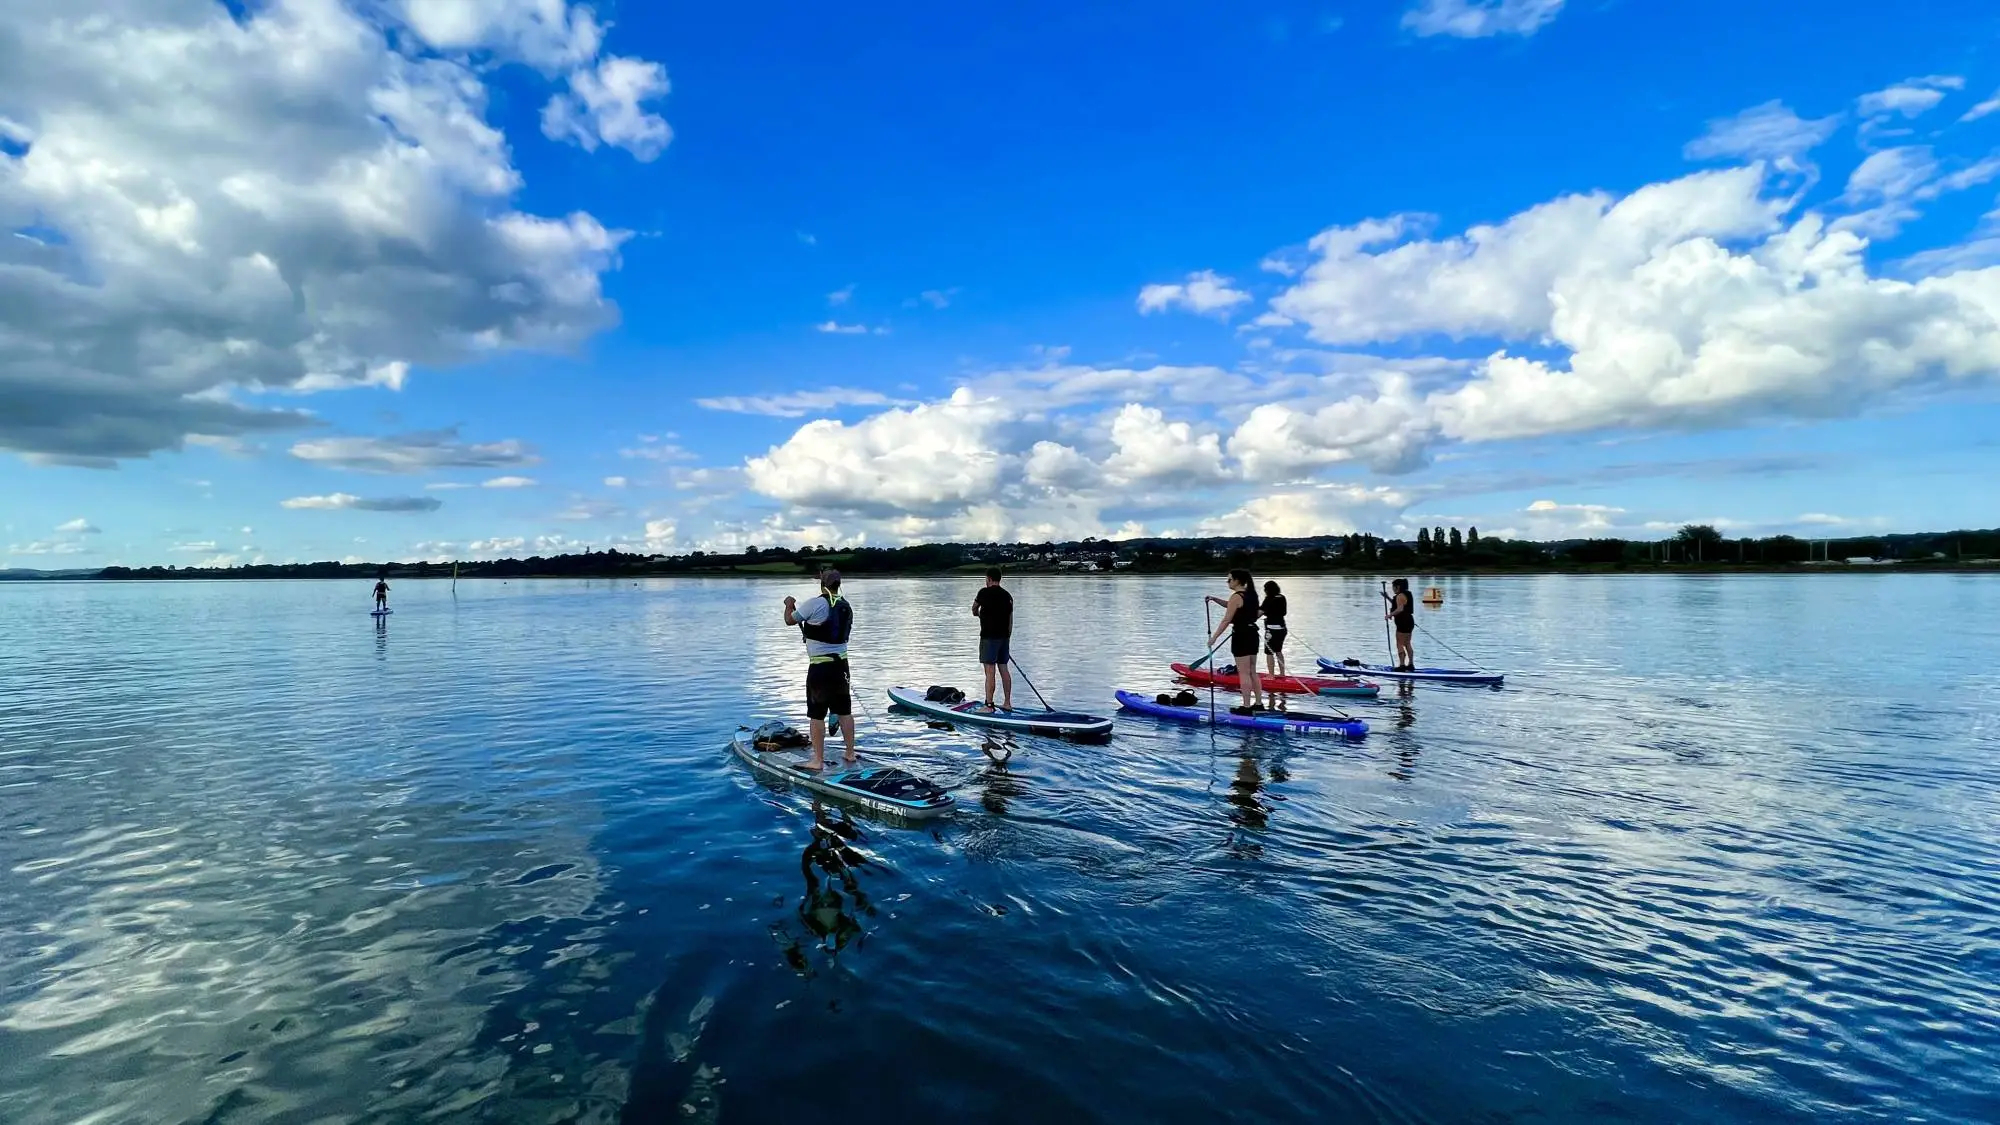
top-left (730, 730), bottom-right (955, 819)
top-left (887, 686), bottom-right (1114, 741)
top-left (1317, 658), bottom-right (1502, 685)
top-left (1170, 663), bottom-right (1379, 697)
top-left (1114, 690), bottom-right (1369, 737)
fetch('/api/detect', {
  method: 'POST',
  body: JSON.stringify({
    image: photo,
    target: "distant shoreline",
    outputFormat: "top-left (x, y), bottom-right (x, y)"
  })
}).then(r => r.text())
top-left (18, 561), bottom-right (1998, 583)
top-left (12, 526), bottom-right (1994, 582)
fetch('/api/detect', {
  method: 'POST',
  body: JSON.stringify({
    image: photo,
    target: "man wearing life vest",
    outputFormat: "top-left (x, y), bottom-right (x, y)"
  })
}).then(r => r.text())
top-left (784, 568), bottom-right (856, 770)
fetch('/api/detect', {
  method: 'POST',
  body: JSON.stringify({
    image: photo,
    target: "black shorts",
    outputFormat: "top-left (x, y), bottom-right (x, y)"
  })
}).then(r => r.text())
top-left (1395, 617), bottom-right (1415, 636)
top-left (806, 657), bottom-right (852, 720)
top-left (1230, 629), bottom-right (1260, 659)
top-left (1264, 629), bottom-right (1287, 655)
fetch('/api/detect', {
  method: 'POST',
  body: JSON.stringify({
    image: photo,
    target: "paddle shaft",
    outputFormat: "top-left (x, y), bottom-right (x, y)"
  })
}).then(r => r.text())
top-left (1008, 654), bottom-right (1055, 713)
top-left (1204, 599), bottom-right (1217, 723)
top-left (1381, 580), bottom-right (1394, 666)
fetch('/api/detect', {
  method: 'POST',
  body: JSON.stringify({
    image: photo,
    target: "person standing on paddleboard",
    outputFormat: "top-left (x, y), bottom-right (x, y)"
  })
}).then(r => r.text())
top-left (785, 568), bottom-right (856, 772)
top-left (372, 575), bottom-right (389, 611)
top-left (972, 568), bottom-right (1014, 712)
top-left (1205, 570), bottom-right (1265, 714)
top-left (1385, 578), bottom-right (1417, 671)
top-left (1261, 580), bottom-right (1289, 679)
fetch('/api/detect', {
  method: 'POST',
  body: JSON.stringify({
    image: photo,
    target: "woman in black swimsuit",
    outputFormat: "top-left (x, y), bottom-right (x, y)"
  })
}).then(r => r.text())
top-left (1205, 569), bottom-right (1264, 714)
top-left (1385, 577), bottom-right (1416, 671)
top-left (1261, 580), bottom-right (1289, 679)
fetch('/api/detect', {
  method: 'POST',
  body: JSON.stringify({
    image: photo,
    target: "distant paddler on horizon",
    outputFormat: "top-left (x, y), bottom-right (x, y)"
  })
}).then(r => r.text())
top-left (372, 574), bottom-right (390, 612)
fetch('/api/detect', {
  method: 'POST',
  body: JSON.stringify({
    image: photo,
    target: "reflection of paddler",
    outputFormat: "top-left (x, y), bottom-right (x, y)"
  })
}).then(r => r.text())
top-left (798, 803), bottom-right (872, 954)
top-left (976, 734), bottom-right (1029, 815)
top-left (1227, 757), bottom-right (1269, 831)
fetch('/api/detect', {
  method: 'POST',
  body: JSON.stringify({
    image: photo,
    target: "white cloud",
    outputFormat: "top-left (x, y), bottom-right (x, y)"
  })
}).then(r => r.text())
top-left (1137, 270), bottom-right (1252, 317)
top-left (281, 493), bottom-right (443, 512)
top-left (671, 466), bottom-right (744, 494)
top-left (481, 475), bottom-right (536, 488)
top-left (170, 540), bottom-right (220, 553)
top-left (425, 482), bottom-right (473, 490)
top-left (1271, 168), bottom-right (1786, 346)
top-left (1228, 374), bottom-right (1433, 477)
top-left (618, 441), bottom-right (694, 462)
top-left (1961, 91), bottom-right (2000, 125)
top-left (1858, 75), bottom-right (1964, 121)
top-left (1683, 101), bottom-right (1840, 167)
top-left (969, 361), bottom-right (1256, 411)
top-left (1401, 0), bottom-right (1566, 39)
top-left (694, 388), bottom-right (903, 417)
top-left (7, 539), bottom-right (89, 556)
top-left (291, 361), bottom-right (410, 396)
top-left (0, 0), bottom-right (643, 463)
top-left (1518, 499), bottom-right (1626, 537)
top-left (464, 536), bottom-right (527, 554)
top-left (827, 284), bottom-right (854, 306)
top-left (1023, 441), bottom-right (1101, 491)
top-left (395, 0), bottom-right (604, 71)
top-left (1101, 404), bottom-right (1228, 486)
top-left (745, 388), bottom-right (1012, 517)
top-left (1198, 486), bottom-right (1410, 538)
top-left (55, 518), bottom-right (100, 534)
top-left (603, 475), bottom-right (628, 488)
top-left (640, 518), bottom-right (677, 552)
top-left (815, 321), bottom-right (868, 335)
top-left (181, 434), bottom-right (264, 457)
top-left (694, 513), bottom-right (865, 553)
top-left (291, 429), bottom-right (537, 473)
top-left (1832, 146), bottom-right (1939, 238)
top-left (913, 288), bottom-right (959, 309)
top-left (551, 499), bottom-right (624, 521)
top-left (541, 55), bottom-right (672, 161)
top-left (1252, 162), bottom-right (2000, 454)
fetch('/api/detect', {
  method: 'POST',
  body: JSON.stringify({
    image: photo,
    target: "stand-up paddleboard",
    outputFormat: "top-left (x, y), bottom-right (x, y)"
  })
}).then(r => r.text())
top-left (1317, 658), bottom-right (1502, 685)
top-left (1114, 690), bottom-right (1368, 738)
top-left (730, 724), bottom-right (955, 820)
top-left (371, 608), bottom-right (393, 617)
top-left (1171, 663), bottom-right (1379, 698)
top-left (887, 686), bottom-right (1114, 742)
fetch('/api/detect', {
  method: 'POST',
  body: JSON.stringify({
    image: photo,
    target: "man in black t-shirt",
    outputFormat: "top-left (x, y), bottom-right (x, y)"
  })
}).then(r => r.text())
top-left (971, 568), bottom-right (1014, 711)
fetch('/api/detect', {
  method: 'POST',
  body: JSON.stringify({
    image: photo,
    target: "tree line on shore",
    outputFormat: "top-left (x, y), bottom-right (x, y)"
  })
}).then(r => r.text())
top-left (82, 525), bottom-right (2000, 581)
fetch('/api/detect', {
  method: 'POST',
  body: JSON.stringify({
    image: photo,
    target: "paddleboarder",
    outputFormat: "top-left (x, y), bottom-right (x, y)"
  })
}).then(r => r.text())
top-left (972, 568), bottom-right (1014, 712)
top-left (372, 575), bottom-right (390, 611)
top-left (1261, 580), bottom-right (1289, 679)
top-left (1384, 577), bottom-right (1416, 671)
top-left (784, 568), bottom-right (856, 772)
top-left (1205, 569), bottom-right (1265, 714)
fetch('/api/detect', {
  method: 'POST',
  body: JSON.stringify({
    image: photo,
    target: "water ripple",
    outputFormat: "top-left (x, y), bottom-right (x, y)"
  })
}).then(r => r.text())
top-left (1, 574), bottom-right (1997, 1123)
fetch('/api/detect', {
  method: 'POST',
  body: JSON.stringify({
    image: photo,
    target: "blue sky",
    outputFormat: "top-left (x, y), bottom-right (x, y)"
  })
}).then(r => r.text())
top-left (4, 0), bottom-right (1999, 566)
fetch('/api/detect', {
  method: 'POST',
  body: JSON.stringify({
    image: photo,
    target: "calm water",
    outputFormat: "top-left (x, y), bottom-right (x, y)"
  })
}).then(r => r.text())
top-left (2, 574), bottom-right (1997, 1124)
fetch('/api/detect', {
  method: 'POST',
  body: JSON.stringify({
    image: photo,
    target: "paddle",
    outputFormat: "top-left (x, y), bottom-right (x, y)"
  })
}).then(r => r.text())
top-left (1380, 580), bottom-right (1394, 670)
top-left (1203, 599), bottom-right (1218, 724)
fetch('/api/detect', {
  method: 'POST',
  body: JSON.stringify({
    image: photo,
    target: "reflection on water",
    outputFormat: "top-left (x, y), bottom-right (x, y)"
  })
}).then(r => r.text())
top-left (2, 574), bottom-right (1999, 1124)
top-left (782, 802), bottom-right (875, 968)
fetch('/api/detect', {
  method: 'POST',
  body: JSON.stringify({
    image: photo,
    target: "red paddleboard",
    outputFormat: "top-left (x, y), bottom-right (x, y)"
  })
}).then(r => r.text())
top-left (1171, 663), bottom-right (1380, 698)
